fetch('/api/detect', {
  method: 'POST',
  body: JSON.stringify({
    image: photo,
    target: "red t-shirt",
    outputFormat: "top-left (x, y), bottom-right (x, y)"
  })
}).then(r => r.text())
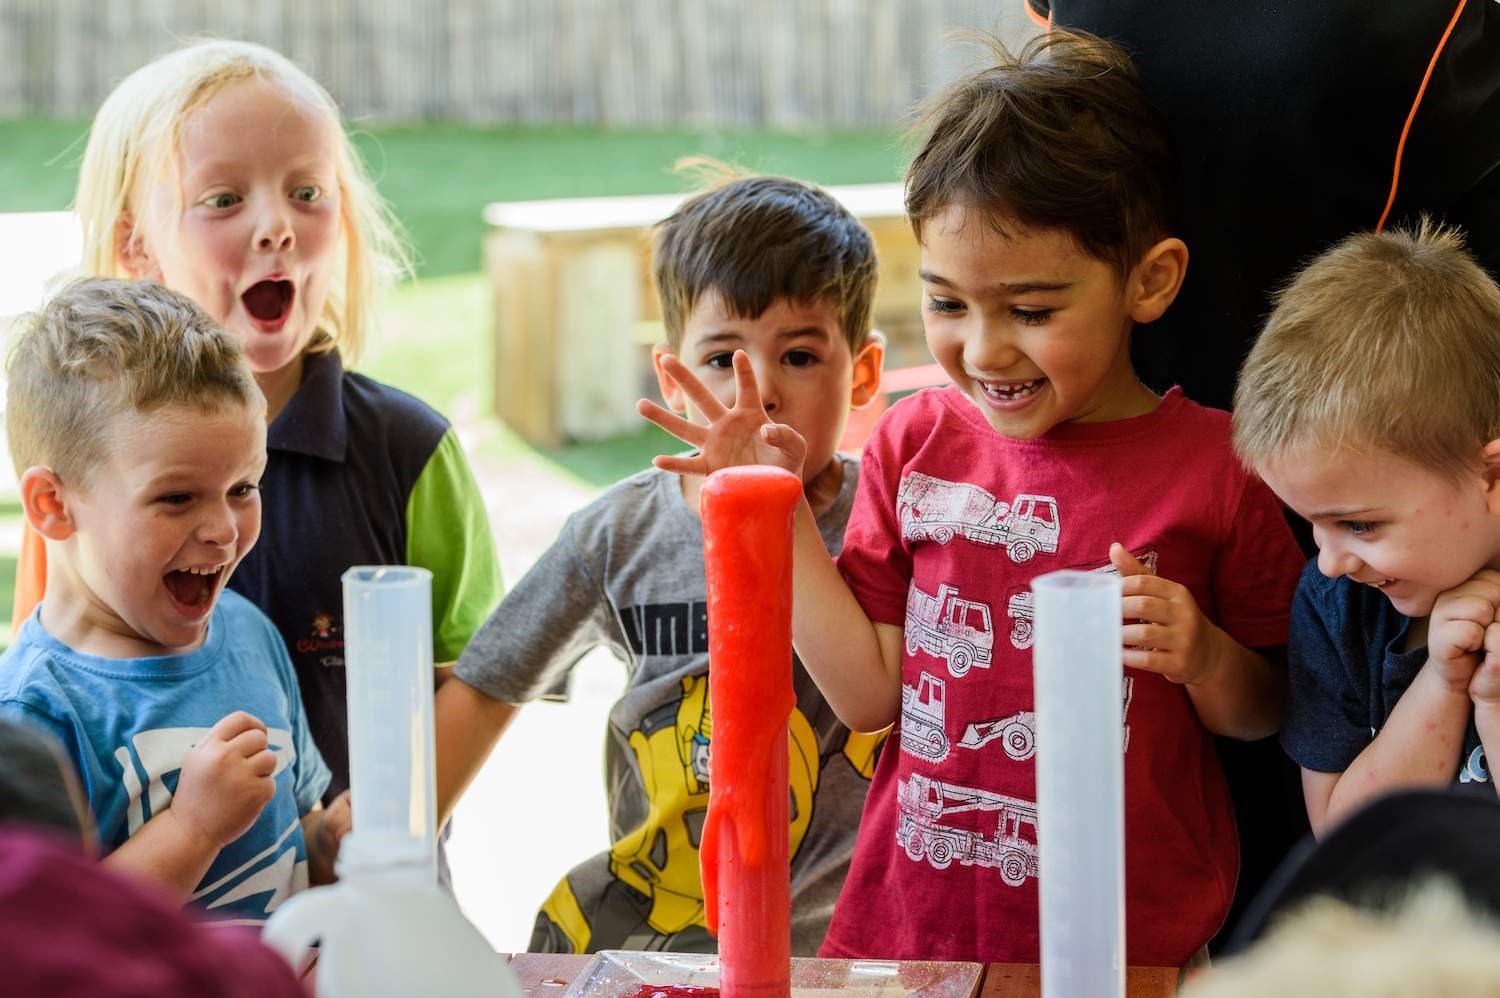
top-left (820, 387), bottom-right (1305, 966)
top-left (0, 824), bottom-right (304, 996)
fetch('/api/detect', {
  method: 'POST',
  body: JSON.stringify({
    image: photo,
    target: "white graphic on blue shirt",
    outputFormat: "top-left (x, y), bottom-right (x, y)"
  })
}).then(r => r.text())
top-left (1460, 744), bottom-right (1491, 785)
top-left (897, 472), bottom-right (1060, 564)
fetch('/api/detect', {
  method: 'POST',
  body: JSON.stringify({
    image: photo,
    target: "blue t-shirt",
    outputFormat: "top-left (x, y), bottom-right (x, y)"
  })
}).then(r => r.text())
top-left (0, 590), bottom-right (330, 924)
top-left (1283, 560), bottom-right (1489, 786)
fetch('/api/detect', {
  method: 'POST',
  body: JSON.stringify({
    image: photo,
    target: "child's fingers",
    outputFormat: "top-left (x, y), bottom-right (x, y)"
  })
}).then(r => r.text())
top-left (1120, 591), bottom-right (1174, 623)
top-left (659, 354), bottom-right (732, 419)
top-left (1109, 542), bottom-right (1150, 577)
top-left (249, 747), bottom-right (278, 778)
top-left (637, 398), bottom-right (707, 442)
top-left (224, 725), bottom-right (271, 759)
top-left (730, 350), bottom-right (764, 412)
top-left (211, 710), bottom-right (266, 740)
top-left (652, 454), bottom-right (707, 477)
top-left (1121, 621), bottom-right (1173, 651)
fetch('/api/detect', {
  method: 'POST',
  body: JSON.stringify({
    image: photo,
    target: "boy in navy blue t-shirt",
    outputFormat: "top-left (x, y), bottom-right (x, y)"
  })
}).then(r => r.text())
top-left (1235, 222), bottom-right (1500, 837)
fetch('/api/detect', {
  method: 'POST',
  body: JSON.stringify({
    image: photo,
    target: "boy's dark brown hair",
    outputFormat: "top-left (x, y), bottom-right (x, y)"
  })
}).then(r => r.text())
top-left (652, 166), bottom-right (878, 351)
top-left (905, 29), bottom-right (1171, 278)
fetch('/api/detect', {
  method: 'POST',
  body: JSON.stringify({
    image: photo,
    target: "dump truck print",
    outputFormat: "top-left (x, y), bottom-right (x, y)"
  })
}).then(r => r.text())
top-left (897, 472), bottom-right (1060, 564)
top-left (896, 773), bottom-right (1038, 887)
top-left (905, 582), bottom-right (994, 677)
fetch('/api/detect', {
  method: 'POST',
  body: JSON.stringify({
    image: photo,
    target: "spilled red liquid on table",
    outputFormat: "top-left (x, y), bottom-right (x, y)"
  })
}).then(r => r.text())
top-left (626, 987), bottom-right (720, 998)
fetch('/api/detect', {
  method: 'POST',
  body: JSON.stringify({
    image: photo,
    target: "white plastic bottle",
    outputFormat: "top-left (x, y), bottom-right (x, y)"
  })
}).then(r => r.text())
top-left (263, 567), bottom-right (521, 998)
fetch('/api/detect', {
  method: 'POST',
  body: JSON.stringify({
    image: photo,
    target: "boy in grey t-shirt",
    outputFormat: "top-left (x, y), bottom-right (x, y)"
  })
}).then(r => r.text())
top-left (435, 171), bottom-right (885, 954)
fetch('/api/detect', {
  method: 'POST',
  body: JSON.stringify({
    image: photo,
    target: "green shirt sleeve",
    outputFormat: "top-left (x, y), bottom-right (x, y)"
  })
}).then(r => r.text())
top-left (404, 428), bottom-right (504, 663)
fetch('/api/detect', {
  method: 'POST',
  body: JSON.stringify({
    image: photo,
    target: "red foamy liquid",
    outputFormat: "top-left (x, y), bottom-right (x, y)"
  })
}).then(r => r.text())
top-left (699, 466), bottom-right (800, 998)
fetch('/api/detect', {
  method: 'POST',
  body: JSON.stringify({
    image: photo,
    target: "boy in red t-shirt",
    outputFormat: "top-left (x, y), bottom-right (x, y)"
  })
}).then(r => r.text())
top-left (641, 30), bottom-right (1305, 966)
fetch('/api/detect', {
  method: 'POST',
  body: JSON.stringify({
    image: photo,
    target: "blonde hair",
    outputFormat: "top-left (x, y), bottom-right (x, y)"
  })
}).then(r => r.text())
top-left (1234, 220), bottom-right (1500, 480)
top-left (74, 38), bottom-right (411, 366)
top-left (6, 277), bottom-right (262, 486)
top-left (1182, 881), bottom-right (1500, 998)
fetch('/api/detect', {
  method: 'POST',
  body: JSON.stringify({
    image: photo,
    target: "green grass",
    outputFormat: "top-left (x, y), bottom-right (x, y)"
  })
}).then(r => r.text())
top-left (0, 119), bottom-right (904, 278)
top-left (0, 118), bottom-right (906, 485)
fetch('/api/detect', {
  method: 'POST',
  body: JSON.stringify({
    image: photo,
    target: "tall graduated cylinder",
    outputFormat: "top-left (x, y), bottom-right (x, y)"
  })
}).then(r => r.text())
top-left (342, 565), bottom-right (437, 880)
top-left (1032, 571), bottom-right (1124, 998)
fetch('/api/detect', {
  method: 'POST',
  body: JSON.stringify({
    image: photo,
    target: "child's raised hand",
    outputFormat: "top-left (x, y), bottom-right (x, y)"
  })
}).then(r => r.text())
top-left (1428, 571), bottom-right (1500, 694)
top-left (637, 350), bottom-right (807, 479)
top-left (170, 711), bottom-right (278, 851)
top-left (1111, 542), bottom-right (1215, 685)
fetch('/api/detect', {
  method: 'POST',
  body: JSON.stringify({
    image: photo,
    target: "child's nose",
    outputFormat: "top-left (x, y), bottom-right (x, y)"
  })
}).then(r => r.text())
top-left (1315, 539), bottom-right (1361, 580)
top-left (195, 504), bottom-right (238, 547)
top-left (254, 203), bottom-right (295, 253)
top-left (967, 320), bottom-right (1022, 372)
top-left (751, 361), bottom-right (780, 416)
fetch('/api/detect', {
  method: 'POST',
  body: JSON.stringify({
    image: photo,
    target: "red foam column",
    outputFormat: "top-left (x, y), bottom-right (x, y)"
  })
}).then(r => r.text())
top-left (699, 466), bottom-right (799, 998)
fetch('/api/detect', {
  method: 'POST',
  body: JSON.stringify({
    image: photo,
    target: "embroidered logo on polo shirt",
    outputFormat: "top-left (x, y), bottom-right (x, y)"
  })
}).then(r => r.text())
top-left (295, 612), bottom-right (345, 666)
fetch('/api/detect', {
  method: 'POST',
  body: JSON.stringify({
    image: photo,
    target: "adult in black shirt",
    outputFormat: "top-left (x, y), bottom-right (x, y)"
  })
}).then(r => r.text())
top-left (1025, 0), bottom-right (1500, 951)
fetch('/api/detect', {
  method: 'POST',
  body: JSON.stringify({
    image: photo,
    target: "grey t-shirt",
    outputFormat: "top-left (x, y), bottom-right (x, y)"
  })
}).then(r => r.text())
top-left (457, 457), bottom-right (883, 955)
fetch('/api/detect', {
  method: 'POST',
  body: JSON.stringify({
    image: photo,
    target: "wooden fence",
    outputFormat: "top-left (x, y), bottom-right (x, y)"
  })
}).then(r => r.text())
top-left (0, 0), bottom-right (1035, 126)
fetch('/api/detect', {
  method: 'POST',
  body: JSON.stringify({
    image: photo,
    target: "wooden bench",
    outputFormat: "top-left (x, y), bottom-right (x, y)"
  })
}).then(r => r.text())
top-left (483, 184), bottom-right (928, 448)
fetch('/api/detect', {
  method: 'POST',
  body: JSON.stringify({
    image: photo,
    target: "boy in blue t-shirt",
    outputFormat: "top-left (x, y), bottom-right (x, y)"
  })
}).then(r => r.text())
top-left (0, 277), bottom-right (346, 924)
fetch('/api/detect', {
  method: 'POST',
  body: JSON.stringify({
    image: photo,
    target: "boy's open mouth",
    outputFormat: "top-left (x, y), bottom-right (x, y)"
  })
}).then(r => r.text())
top-left (164, 567), bottom-right (222, 609)
top-left (242, 279), bottom-right (295, 323)
top-left (980, 378), bottom-right (1045, 402)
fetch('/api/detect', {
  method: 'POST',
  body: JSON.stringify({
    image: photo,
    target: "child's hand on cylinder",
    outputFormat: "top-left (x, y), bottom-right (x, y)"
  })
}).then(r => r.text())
top-left (170, 711), bottom-right (278, 851)
top-left (1111, 542), bottom-right (1224, 686)
top-left (638, 350), bottom-right (808, 480)
top-left (305, 789), bottom-right (352, 884)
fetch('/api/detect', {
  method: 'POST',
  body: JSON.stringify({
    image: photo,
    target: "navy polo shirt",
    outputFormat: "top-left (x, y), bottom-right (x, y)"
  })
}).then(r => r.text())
top-left (229, 350), bottom-right (502, 800)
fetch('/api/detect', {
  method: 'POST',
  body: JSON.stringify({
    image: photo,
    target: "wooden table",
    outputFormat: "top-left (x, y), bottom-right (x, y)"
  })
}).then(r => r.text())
top-left (507, 952), bottom-right (1181, 997)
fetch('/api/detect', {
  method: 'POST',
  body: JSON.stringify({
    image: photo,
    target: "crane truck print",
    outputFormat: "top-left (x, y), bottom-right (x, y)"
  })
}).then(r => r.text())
top-left (897, 472), bottom-right (1059, 564)
top-left (896, 772), bottom-right (1038, 887)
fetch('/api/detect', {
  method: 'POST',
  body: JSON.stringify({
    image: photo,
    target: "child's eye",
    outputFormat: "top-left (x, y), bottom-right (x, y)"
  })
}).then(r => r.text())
top-left (1011, 307), bottom-right (1054, 325)
top-left (1340, 520), bottom-right (1377, 536)
top-left (157, 493), bottom-right (192, 506)
top-left (704, 352), bottom-right (735, 369)
top-left (230, 483), bottom-right (262, 500)
top-left (925, 296), bottom-right (962, 315)
top-left (291, 185), bottom-right (321, 203)
top-left (784, 350), bottom-right (819, 368)
top-left (202, 192), bottom-right (241, 210)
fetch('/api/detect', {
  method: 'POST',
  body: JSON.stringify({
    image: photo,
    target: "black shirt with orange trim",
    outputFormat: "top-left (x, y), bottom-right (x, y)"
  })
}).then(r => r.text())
top-left (1027, 0), bottom-right (1500, 412)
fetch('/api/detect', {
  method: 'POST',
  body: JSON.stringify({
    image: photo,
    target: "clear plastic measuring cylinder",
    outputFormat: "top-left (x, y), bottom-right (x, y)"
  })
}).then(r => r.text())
top-left (1032, 570), bottom-right (1124, 998)
top-left (342, 565), bottom-right (436, 879)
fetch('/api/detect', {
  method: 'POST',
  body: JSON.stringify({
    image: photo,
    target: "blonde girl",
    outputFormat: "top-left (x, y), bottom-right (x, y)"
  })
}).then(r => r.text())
top-left (16, 39), bottom-right (502, 818)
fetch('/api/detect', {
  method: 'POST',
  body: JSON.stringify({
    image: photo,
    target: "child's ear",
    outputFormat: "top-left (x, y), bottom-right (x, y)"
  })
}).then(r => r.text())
top-left (651, 343), bottom-right (688, 413)
top-left (114, 212), bottom-right (157, 280)
top-left (19, 467), bottom-right (76, 541)
top-left (1128, 237), bottom-right (1189, 324)
top-left (849, 332), bottom-right (886, 409)
top-left (1482, 439), bottom-right (1500, 513)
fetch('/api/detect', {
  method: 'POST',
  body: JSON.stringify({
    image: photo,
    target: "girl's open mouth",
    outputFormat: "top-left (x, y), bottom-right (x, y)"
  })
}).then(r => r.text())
top-left (242, 279), bottom-right (295, 325)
